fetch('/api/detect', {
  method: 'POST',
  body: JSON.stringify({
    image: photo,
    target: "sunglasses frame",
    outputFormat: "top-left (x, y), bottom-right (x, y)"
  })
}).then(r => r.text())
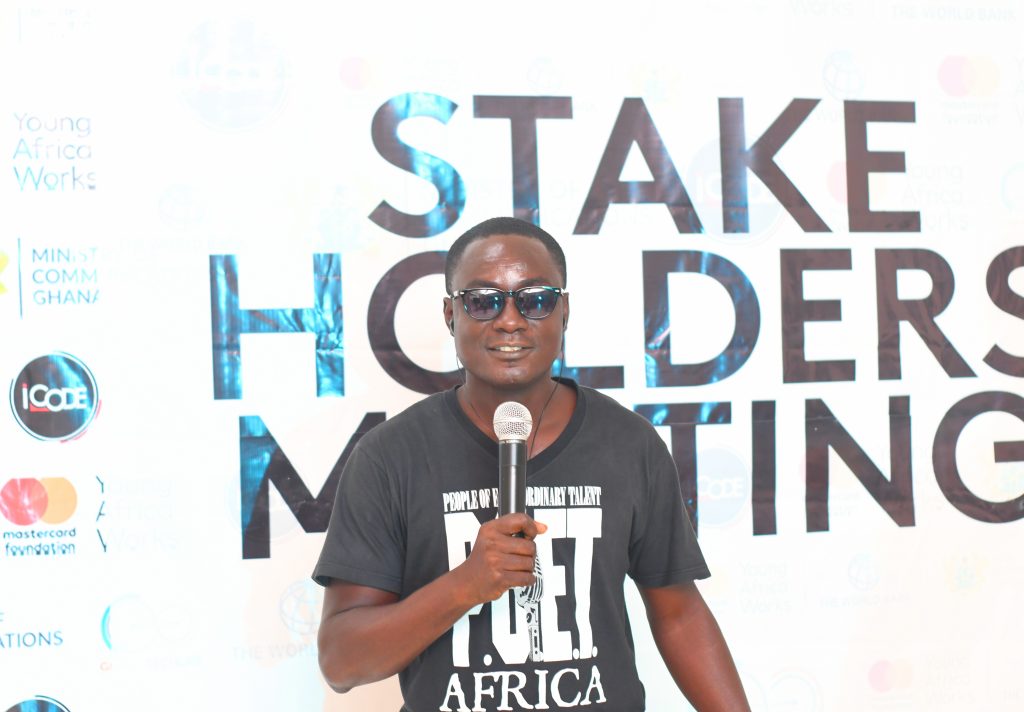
top-left (450, 286), bottom-right (569, 321)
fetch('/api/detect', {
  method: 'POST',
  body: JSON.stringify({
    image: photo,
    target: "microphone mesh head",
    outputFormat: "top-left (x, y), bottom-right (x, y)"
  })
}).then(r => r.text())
top-left (493, 401), bottom-right (533, 442)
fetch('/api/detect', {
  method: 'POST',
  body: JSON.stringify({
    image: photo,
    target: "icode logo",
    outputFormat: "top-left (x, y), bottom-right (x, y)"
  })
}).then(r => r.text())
top-left (4, 696), bottom-right (72, 712)
top-left (20, 383), bottom-right (90, 412)
top-left (9, 352), bottom-right (98, 441)
top-left (0, 478), bottom-right (77, 526)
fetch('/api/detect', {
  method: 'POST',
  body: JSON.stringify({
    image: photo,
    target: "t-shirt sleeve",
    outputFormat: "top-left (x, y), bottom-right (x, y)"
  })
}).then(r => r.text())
top-left (627, 437), bottom-right (710, 587)
top-left (311, 441), bottom-right (405, 593)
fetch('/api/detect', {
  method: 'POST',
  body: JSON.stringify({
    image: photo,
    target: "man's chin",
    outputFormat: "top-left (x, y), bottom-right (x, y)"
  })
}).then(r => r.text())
top-left (463, 364), bottom-right (532, 387)
top-left (489, 370), bottom-right (555, 393)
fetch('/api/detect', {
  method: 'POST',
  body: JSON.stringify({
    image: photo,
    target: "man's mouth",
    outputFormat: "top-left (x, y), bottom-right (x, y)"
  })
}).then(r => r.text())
top-left (491, 345), bottom-right (528, 353)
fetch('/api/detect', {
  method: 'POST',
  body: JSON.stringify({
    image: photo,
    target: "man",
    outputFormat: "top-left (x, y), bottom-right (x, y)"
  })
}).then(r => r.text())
top-left (314, 217), bottom-right (750, 711)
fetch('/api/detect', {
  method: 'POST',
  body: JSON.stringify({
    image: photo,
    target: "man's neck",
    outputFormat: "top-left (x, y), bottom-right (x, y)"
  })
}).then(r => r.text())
top-left (459, 377), bottom-right (562, 438)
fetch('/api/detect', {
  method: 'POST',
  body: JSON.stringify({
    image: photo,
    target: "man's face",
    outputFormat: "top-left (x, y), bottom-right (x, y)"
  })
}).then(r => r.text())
top-left (444, 233), bottom-right (568, 392)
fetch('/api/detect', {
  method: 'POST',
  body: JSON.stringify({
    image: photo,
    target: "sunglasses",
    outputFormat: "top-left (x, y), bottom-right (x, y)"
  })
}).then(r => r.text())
top-left (450, 286), bottom-right (568, 321)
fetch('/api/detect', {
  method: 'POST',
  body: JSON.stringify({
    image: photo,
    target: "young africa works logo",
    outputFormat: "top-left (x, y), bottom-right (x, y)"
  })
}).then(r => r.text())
top-left (9, 352), bottom-right (99, 441)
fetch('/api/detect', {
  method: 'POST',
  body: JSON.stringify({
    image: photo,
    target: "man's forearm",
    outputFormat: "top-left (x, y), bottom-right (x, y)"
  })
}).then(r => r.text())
top-left (642, 582), bottom-right (751, 712)
top-left (318, 513), bottom-right (545, 693)
top-left (318, 567), bottom-right (476, 693)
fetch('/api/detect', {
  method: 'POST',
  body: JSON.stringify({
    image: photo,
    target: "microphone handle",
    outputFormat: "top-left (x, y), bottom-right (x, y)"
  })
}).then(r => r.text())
top-left (498, 439), bottom-right (527, 518)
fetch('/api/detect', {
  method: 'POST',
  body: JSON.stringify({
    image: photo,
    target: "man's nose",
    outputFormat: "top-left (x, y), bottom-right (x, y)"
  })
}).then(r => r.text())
top-left (493, 294), bottom-right (527, 331)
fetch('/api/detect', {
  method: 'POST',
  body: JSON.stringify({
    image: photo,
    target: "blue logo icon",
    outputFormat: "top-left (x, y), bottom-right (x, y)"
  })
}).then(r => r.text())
top-left (5, 696), bottom-right (72, 712)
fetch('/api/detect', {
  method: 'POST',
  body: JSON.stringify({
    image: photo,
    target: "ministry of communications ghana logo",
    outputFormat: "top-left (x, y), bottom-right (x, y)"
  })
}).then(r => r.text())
top-left (0, 251), bottom-right (10, 295)
top-left (9, 352), bottom-right (99, 441)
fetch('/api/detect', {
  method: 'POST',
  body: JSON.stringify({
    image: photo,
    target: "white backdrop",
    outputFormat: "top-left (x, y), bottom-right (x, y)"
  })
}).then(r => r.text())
top-left (2, 1), bottom-right (1023, 710)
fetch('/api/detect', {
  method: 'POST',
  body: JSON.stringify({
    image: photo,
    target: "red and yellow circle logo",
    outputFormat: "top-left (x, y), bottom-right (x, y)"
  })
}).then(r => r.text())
top-left (0, 478), bottom-right (77, 526)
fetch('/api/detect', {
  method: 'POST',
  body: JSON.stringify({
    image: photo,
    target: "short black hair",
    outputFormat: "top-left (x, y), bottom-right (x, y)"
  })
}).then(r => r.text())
top-left (444, 217), bottom-right (567, 293)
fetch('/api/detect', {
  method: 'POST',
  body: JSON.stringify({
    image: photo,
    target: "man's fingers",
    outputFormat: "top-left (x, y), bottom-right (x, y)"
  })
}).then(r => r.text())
top-left (485, 534), bottom-right (537, 561)
top-left (491, 513), bottom-right (532, 535)
top-left (495, 552), bottom-right (538, 573)
top-left (492, 537), bottom-right (536, 558)
top-left (466, 515), bottom-right (546, 602)
top-left (492, 513), bottom-right (548, 539)
top-left (506, 572), bottom-right (536, 589)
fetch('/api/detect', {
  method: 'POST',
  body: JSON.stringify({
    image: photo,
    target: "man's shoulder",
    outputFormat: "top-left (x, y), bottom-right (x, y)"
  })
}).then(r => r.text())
top-left (578, 385), bottom-right (662, 441)
top-left (356, 390), bottom-right (451, 452)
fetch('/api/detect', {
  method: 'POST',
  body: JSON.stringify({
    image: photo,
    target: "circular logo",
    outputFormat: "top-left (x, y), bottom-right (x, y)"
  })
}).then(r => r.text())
top-left (9, 352), bottom-right (99, 441)
top-left (5, 697), bottom-right (71, 712)
top-left (697, 448), bottom-right (750, 528)
top-left (279, 580), bottom-right (320, 636)
top-left (822, 50), bottom-right (865, 99)
top-left (176, 20), bottom-right (288, 131)
top-left (685, 138), bottom-right (787, 245)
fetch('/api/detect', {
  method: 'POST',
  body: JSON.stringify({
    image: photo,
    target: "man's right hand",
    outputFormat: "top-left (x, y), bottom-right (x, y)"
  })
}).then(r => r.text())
top-left (453, 513), bottom-right (547, 604)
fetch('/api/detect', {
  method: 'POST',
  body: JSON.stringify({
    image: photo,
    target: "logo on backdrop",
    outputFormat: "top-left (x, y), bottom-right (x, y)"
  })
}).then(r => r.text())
top-left (0, 251), bottom-right (9, 295)
top-left (1, 478), bottom-right (79, 559)
top-left (12, 112), bottom-right (96, 192)
top-left (0, 242), bottom-right (102, 316)
top-left (0, 478), bottom-right (77, 526)
top-left (3, 697), bottom-right (71, 712)
top-left (9, 352), bottom-right (99, 441)
top-left (25, 246), bottom-right (100, 308)
top-left (0, 608), bottom-right (65, 652)
top-left (176, 21), bottom-right (288, 131)
top-left (0, 475), bottom-right (109, 559)
top-left (279, 580), bottom-right (320, 637)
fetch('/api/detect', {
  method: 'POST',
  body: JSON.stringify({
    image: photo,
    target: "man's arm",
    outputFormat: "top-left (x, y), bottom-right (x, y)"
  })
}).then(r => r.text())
top-left (639, 581), bottom-right (751, 712)
top-left (317, 513), bottom-right (546, 693)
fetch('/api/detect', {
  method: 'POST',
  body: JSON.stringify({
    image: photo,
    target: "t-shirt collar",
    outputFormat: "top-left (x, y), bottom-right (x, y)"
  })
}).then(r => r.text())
top-left (443, 377), bottom-right (585, 475)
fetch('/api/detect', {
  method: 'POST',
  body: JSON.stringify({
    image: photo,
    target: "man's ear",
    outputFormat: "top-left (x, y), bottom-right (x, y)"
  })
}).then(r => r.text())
top-left (443, 297), bottom-right (455, 335)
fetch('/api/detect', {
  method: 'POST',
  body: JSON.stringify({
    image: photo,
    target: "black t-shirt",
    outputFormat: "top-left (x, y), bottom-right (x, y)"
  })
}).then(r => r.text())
top-left (313, 380), bottom-right (710, 712)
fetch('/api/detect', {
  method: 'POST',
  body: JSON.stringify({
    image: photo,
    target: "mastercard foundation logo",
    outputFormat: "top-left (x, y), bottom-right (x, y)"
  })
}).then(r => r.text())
top-left (938, 55), bottom-right (1000, 97)
top-left (0, 478), bottom-right (77, 526)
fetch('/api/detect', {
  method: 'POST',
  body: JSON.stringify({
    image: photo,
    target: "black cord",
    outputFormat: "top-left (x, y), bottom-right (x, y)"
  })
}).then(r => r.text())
top-left (529, 378), bottom-right (559, 458)
top-left (529, 334), bottom-right (567, 457)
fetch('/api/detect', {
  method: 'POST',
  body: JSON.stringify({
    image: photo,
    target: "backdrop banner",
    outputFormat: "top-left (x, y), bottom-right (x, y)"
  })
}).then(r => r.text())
top-left (2, 2), bottom-right (1023, 710)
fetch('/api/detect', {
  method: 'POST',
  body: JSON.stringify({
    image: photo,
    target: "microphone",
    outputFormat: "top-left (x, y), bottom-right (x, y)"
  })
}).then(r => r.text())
top-left (494, 401), bottom-right (544, 661)
top-left (493, 401), bottom-right (532, 517)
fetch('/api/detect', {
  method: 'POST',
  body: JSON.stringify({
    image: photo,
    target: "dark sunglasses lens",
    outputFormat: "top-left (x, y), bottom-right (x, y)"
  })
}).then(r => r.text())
top-left (463, 290), bottom-right (504, 319)
top-left (516, 288), bottom-right (558, 319)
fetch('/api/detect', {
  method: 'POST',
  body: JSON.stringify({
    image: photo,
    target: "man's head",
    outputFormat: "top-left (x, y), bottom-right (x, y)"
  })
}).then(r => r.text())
top-left (443, 217), bottom-right (569, 392)
top-left (444, 217), bottom-right (567, 294)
